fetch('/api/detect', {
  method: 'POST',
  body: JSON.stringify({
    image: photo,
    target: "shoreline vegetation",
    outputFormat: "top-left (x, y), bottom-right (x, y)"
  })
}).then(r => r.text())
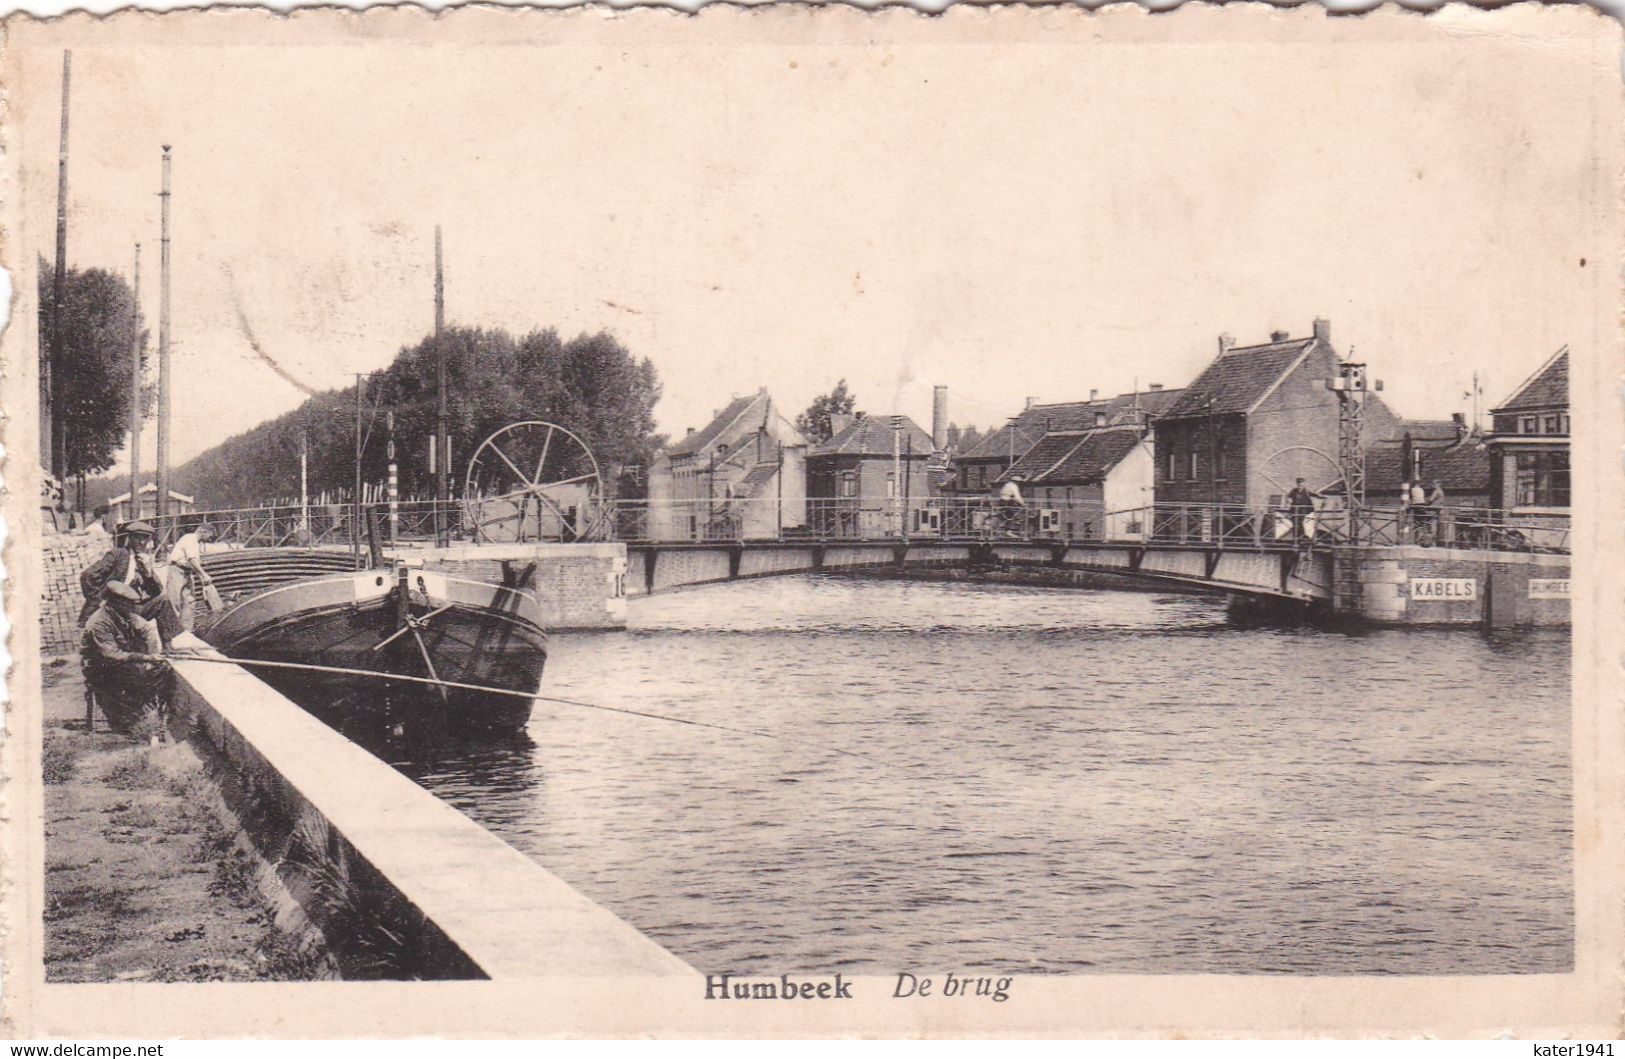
top-left (42, 663), bottom-right (329, 983)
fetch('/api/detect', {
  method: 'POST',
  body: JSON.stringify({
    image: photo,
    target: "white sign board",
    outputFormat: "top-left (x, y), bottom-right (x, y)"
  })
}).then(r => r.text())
top-left (1409, 577), bottom-right (1479, 601)
top-left (1529, 578), bottom-right (1570, 599)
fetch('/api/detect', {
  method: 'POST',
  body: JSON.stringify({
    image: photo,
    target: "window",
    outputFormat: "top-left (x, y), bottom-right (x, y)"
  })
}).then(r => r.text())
top-left (841, 472), bottom-right (858, 498)
top-left (1215, 448), bottom-right (1228, 480)
top-left (1543, 414), bottom-right (1562, 434)
top-left (1186, 451), bottom-right (1199, 481)
top-left (1166, 452), bottom-right (1178, 481)
top-left (885, 473), bottom-right (897, 499)
top-left (1515, 451), bottom-right (1570, 507)
top-left (1520, 416), bottom-right (1539, 434)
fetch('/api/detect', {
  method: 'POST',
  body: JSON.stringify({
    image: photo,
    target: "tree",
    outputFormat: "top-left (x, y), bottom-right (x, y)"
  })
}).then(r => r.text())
top-left (953, 423), bottom-right (987, 454)
top-left (40, 263), bottom-right (145, 483)
top-left (158, 323), bottom-right (666, 508)
top-left (796, 379), bottom-right (857, 444)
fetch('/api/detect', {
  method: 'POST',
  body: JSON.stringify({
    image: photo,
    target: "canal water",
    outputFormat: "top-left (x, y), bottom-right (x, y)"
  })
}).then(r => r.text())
top-left (392, 576), bottom-right (1573, 976)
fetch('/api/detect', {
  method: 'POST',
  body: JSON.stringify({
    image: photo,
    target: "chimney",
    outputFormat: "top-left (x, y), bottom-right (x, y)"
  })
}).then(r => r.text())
top-left (946, 424), bottom-right (961, 450)
top-left (1089, 388), bottom-right (1098, 402)
top-left (1313, 317), bottom-right (1331, 341)
top-left (1148, 383), bottom-right (1164, 392)
top-left (686, 426), bottom-right (696, 435)
top-left (1219, 333), bottom-right (1235, 354)
top-left (931, 384), bottom-right (949, 452)
top-left (1270, 330), bottom-right (1290, 342)
top-left (1025, 396), bottom-right (1039, 411)
top-left (828, 413), bottom-right (854, 437)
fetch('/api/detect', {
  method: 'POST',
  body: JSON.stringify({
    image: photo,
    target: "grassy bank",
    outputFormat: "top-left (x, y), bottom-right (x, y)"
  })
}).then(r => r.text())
top-left (42, 663), bottom-right (329, 982)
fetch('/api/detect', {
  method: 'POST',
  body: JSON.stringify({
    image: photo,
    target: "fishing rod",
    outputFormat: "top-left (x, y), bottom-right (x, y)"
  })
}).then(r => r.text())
top-left (166, 651), bottom-right (876, 763)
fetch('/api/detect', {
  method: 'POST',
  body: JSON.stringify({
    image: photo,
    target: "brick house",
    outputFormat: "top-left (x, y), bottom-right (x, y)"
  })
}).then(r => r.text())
top-left (993, 387), bottom-right (1186, 540)
top-left (1485, 348), bottom-right (1569, 514)
top-left (948, 386), bottom-right (1181, 496)
top-left (1153, 320), bottom-right (1400, 516)
top-left (806, 413), bottom-right (937, 537)
top-left (646, 388), bottom-right (808, 540)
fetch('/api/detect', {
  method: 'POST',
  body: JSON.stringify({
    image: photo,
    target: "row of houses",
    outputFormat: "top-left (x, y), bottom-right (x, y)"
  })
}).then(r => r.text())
top-left (646, 320), bottom-right (1571, 541)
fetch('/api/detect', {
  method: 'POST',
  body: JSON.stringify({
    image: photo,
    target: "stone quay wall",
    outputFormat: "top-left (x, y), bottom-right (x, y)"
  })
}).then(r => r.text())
top-left (1335, 546), bottom-right (1570, 627)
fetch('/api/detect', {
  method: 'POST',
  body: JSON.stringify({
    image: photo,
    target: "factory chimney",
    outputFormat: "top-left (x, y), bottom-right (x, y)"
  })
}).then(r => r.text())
top-left (931, 385), bottom-right (948, 452)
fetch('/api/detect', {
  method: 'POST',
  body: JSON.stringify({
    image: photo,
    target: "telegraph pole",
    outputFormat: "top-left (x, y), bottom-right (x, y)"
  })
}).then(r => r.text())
top-left (48, 50), bottom-right (71, 480)
top-left (387, 409), bottom-right (398, 542)
top-left (127, 243), bottom-right (143, 507)
top-left (434, 225), bottom-right (448, 543)
top-left (891, 414), bottom-right (903, 537)
top-left (156, 145), bottom-right (173, 519)
top-left (354, 373), bottom-right (364, 564)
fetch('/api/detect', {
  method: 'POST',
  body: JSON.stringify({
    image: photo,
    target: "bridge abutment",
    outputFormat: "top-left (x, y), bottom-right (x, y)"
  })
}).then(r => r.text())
top-left (1330, 546), bottom-right (1570, 627)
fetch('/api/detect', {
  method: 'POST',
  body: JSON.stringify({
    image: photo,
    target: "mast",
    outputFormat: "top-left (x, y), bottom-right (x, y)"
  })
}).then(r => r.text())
top-left (128, 243), bottom-right (142, 507)
top-left (48, 50), bottom-right (71, 480)
top-left (156, 145), bottom-right (173, 519)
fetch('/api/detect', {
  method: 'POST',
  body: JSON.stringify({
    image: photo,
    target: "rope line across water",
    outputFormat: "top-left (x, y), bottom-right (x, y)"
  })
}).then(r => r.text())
top-left (168, 651), bottom-right (875, 763)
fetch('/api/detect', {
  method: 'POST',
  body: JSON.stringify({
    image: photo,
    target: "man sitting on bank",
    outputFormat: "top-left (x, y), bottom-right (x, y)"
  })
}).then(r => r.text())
top-left (78, 520), bottom-right (182, 644)
top-left (82, 581), bottom-right (175, 733)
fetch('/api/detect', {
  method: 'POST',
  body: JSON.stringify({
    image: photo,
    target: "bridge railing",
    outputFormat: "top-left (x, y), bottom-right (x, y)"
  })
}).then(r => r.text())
top-left (148, 496), bottom-right (1570, 555)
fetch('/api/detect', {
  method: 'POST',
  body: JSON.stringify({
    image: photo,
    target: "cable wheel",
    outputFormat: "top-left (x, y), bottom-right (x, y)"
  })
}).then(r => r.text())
top-left (463, 422), bottom-right (604, 543)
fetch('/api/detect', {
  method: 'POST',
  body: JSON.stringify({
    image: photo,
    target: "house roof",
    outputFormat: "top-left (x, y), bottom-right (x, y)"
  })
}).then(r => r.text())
top-left (1363, 439), bottom-right (1490, 495)
top-left (1000, 432), bottom-right (1087, 481)
top-left (810, 414), bottom-right (935, 458)
top-left (998, 426), bottom-right (1144, 486)
top-left (1492, 348), bottom-right (1568, 414)
top-left (1040, 428), bottom-right (1145, 484)
top-left (111, 486), bottom-right (195, 505)
top-left (733, 462), bottom-right (780, 499)
top-left (668, 389), bottom-right (770, 457)
top-left (1164, 338), bottom-right (1316, 419)
top-left (1382, 419), bottom-right (1461, 442)
top-left (959, 388), bottom-right (1187, 462)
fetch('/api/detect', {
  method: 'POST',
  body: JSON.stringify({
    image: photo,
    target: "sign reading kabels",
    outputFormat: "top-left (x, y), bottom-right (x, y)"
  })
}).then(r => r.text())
top-left (1409, 578), bottom-right (1479, 601)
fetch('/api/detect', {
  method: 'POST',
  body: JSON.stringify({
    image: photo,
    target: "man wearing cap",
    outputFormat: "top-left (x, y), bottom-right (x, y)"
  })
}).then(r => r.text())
top-left (82, 581), bottom-right (174, 732)
top-left (78, 521), bottom-right (179, 642)
top-left (165, 522), bottom-right (217, 632)
top-left (1285, 478), bottom-right (1321, 545)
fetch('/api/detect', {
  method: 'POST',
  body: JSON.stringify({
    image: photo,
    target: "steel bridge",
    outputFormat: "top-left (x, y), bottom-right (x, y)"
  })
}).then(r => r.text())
top-left (145, 495), bottom-right (1569, 608)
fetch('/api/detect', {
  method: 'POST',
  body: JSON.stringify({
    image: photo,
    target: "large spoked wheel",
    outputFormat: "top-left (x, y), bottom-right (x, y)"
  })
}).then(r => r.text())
top-left (464, 422), bottom-right (604, 543)
top-left (1259, 446), bottom-right (1347, 545)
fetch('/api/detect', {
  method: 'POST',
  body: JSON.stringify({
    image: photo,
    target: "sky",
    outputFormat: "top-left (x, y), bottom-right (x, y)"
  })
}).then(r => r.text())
top-left (5, 7), bottom-right (1611, 486)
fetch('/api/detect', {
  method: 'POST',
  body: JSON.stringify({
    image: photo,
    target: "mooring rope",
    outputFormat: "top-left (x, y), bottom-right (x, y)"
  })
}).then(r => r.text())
top-left (168, 651), bottom-right (875, 763)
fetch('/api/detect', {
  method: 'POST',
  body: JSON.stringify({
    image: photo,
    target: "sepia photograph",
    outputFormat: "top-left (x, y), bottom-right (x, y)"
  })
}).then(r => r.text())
top-left (0, 4), bottom-right (1620, 1039)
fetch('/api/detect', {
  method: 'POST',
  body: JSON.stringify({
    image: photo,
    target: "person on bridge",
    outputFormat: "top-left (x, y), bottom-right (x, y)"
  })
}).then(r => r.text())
top-left (996, 479), bottom-right (1026, 536)
top-left (82, 580), bottom-right (175, 734)
top-left (165, 522), bottom-right (219, 633)
top-left (1285, 478), bottom-right (1321, 545)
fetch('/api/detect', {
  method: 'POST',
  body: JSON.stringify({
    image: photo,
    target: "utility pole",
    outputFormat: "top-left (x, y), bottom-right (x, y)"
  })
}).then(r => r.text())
top-left (127, 243), bottom-right (142, 507)
top-left (434, 225), bottom-right (448, 544)
top-left (48, 50), bottom-right (71, 481)
top-left (386, 409), bottom-right (398, 542)
top-left (353, 373), bottom-right (364, 564)
top-left (299, 428), bottom-right (309, 534)
top-left (156, 145), bottom-right (173, 520)
top-left (891, 414), bottom-right (903, 537)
